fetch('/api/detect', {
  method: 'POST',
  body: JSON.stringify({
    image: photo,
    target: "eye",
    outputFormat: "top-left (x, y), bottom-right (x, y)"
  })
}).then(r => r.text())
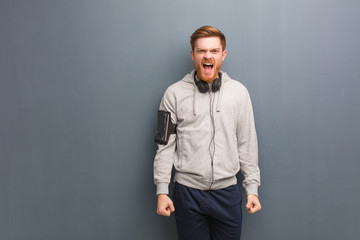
top-left (211, 49), bottom-right (220, 54)
top-left (197, 49), bottom-right (206, 53)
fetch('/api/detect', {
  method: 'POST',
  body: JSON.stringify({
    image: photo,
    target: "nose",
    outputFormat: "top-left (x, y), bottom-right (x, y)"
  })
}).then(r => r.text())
top-left (204, 51), bottom-right (212, 59)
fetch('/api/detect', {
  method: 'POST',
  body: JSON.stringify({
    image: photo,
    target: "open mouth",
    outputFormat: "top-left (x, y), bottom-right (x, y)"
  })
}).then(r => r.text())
top-left (202, 63), bottom-right (213, 74)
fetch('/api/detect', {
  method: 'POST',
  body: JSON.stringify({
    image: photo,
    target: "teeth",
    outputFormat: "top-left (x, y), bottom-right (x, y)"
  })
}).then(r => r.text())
top-left (203, 63), bottom-right (213, 66)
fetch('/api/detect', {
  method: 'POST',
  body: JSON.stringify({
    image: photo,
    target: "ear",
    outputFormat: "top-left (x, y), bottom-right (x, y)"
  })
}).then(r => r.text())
top-left (191, 50), bottom-right (194, 61)
top-left (222, 50), bottom-right (227, 61)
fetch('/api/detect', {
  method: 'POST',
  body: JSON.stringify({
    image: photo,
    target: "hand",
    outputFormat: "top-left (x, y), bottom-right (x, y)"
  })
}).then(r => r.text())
top-left (246, 194), bottom-right (262, 214)
top-left (157, 194), bottom-right (175, 217)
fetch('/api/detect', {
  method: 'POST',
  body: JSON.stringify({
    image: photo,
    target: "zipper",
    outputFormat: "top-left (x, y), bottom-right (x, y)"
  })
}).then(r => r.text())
top-left (208, 91), bottom-right (216, 189)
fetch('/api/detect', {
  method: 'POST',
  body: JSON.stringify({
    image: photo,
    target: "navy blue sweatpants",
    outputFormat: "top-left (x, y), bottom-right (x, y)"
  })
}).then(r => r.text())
top-left (173, 182), bottom-right (242, 240)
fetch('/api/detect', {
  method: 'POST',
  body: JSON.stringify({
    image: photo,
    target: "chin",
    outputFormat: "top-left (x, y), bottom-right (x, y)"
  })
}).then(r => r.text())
top-left (201, 75), bottom-right (216, 82)
top-left (198, 71), bottom-right (219, 82)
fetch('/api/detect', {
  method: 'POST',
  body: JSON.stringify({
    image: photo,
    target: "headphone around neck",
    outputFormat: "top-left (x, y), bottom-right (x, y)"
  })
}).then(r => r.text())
top-left (194, 71), bottom-right (222, 93)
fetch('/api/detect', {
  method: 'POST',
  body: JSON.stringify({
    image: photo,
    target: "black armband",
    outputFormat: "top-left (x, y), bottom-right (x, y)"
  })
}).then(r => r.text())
top-left (154, 110), bottom-right (177, 145)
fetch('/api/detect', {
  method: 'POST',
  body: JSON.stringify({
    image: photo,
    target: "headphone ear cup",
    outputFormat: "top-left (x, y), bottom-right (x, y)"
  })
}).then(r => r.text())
top-left (197, 80), bottom-right (209, 93)
top-left (194, 72), bottom-right (210, 93)
top-left (212, 78), bottom-right (221, 92)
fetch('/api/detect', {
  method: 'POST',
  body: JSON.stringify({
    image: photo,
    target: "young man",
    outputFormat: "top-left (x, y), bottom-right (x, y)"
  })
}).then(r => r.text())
top-left (154, 26), bottom-right (261, 240)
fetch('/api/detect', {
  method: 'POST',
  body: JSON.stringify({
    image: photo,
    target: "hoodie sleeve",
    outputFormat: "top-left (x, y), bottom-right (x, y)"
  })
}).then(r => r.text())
top-left (153, 88), bottom-right (177, 195)
top-left (236, 89), bottom-right (261, 196)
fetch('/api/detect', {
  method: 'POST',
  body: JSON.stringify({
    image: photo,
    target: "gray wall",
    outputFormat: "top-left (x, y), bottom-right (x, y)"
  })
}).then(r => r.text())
top-left (1, 0), bottom-right (360, 239)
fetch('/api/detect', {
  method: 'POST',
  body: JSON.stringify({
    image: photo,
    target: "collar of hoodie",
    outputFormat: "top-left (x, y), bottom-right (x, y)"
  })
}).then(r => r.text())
top-left (187, 70), bottom-right (227, 116)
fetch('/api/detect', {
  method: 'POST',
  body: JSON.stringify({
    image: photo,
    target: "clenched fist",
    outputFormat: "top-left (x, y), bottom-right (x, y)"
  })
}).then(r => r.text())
top-left (157, 194), bottom-right (175, 217)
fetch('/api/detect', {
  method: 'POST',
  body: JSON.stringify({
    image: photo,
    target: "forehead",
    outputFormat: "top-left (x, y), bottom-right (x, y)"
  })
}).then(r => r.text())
top-left (194, 37), bottom-right (222, 49)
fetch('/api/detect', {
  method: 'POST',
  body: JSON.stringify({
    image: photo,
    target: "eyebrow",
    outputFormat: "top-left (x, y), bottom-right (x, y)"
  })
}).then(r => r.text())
top-left (196, 48), bottom-right (221, 51)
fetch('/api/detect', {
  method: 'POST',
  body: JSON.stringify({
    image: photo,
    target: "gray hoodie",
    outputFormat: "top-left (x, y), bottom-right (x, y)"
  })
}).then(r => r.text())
top-left (154, 70), bottom-right (260, 196)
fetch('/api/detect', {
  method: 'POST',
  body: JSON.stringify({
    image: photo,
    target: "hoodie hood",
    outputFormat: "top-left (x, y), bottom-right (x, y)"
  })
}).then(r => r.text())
top-left (182, 70), bottom-right (230, 115)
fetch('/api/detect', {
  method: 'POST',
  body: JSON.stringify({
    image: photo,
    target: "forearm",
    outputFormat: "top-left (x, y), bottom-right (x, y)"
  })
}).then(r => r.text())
top-left (238, 138), bottom-right (260, 196)
top-left (154, 135), bottom-right (176, 195)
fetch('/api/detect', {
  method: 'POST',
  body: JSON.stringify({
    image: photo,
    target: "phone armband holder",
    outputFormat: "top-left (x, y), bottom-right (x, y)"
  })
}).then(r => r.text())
top-left (154, 110), bottom-right (177, 145)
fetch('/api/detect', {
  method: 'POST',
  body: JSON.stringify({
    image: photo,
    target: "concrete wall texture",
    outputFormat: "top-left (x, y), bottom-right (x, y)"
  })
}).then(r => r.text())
top-left (1, 0), bottom-right (360, 239)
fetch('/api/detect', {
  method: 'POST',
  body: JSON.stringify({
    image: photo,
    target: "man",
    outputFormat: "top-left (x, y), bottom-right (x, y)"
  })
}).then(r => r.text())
top-left (154, 26), bottom-right (261, 240)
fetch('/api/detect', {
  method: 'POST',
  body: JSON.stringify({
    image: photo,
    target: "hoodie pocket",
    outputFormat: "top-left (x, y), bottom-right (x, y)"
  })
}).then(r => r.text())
top-left (176, 136), bottom-right (183, 169)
